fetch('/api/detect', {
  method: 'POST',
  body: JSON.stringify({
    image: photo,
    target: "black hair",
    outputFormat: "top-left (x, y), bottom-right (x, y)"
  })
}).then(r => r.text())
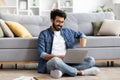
top-left (50, 9), bottom-right (66, 20)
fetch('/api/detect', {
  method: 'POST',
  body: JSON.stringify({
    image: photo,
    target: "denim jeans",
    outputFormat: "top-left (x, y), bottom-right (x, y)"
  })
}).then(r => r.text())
top-left (46, 56), bottom-right (95, 76)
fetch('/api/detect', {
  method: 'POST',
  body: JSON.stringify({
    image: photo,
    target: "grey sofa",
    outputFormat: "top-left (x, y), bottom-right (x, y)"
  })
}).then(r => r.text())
top-left (0, 12), bottom-right (119, 65)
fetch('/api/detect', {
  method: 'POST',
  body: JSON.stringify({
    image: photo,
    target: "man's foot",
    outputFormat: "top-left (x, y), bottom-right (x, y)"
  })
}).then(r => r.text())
top-left (50, 70), bottom-right (63, 79)
top-left (81, 67), bottom-right (100, 76)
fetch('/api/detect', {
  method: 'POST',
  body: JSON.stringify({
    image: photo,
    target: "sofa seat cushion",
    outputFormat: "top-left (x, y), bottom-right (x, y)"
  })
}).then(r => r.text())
top-left (78, 47), bottom-right (120, 59)
top-left (76, 36), bottom-right (120, 48)
top-left (0, 37), bottom-right (38, 49)
top-left (0, 49), bottom-right (39, 61)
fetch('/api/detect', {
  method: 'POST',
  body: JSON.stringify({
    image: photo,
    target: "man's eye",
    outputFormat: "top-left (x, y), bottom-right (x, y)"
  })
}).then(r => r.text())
top-left (56, 21), bottom-right (63, 23)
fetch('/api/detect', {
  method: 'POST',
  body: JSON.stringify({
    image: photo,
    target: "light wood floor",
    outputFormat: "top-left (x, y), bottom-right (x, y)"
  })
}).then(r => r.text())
top-left (0, 62), bottom-right (119, 80)
top-left (0, 67), bottom-right (119, 80)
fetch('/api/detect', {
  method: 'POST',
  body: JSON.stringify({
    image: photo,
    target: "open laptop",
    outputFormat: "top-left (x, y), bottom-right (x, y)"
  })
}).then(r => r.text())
top-left (63, 49), bottom-right (88, 64)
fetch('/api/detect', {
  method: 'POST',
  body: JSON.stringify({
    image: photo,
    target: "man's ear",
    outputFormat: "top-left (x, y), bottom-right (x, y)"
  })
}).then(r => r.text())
top-left (51, 19), bottom-right (53, 23)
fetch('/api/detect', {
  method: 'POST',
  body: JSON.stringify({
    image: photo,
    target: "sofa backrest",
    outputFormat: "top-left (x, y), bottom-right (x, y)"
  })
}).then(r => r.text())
top-left (64, 12), bottom-right (115, 35)
top-left (0, 12), bottom-right (51, 37)
top-left (0, 12), bottom-right (114, 36)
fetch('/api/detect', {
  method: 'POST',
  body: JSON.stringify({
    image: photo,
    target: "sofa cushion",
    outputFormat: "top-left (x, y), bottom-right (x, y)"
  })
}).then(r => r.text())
top-left (0, 49), bottom-right (39, 61)
top-left (97, 19), bottom-right (120, 36)
top-left (80, 47), bottom-right (120, 59)
top-left (0, 27), bottom-right (4, 37)
top-left (0, 12), bottom-right (51, 37)
top-left (0, 19), bottom-right (14, 37)
top-left (6, 21), bottom-right (33, 38)
top-left (92, 21), bottom-right (103, 36)
top-left (0, 37), bottom-right (37, 48)
top-left (64, 12), bottom-right (114, 36)
top-left (76, 36), bottom-right (120, 48)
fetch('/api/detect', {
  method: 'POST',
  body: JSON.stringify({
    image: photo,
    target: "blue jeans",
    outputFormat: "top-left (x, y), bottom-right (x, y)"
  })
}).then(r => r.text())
top-left (46, 56), bottom-right (95, 76)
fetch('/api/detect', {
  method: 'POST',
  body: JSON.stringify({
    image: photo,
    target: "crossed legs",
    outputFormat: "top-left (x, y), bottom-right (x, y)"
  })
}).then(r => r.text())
top-left (46, 56), bottom-right (96, 77)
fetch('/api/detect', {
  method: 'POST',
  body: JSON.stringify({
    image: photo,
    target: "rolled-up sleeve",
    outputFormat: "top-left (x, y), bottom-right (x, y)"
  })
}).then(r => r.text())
top-left (40, 52), bottom-right (47, 58)
top-left (80, 32), bottom-right (87, 38)
top-left (72, 29), bottom-right (86, 39)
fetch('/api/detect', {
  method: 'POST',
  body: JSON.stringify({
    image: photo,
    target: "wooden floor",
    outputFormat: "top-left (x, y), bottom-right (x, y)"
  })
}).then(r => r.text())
top-left (0, 67), bottom-right (120, 80)
top-left (0, 61), bottom-right (119, 80)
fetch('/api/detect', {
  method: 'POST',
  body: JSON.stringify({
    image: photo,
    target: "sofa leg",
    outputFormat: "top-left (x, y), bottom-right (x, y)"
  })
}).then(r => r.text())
top-left (15, 64), bottom-right (17, 69)
top-left (107, 61), bottom-right (110, 67)
top-left (0, 64), bottom-right (3, 69)
top-left (111, 61), bottom-right (114, 67)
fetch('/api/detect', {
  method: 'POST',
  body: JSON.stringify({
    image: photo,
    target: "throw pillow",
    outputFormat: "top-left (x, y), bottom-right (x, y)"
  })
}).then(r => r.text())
top-left (0, 27), bottom-right (4, 38)
top-left (97, 19), bottom-right (120, 36)
top-left (6, 21), bottom-right (33, 38)
top-left (0, 19), bottom-right (14, 37)
top-left (92, 21), bottom-right (103, 36)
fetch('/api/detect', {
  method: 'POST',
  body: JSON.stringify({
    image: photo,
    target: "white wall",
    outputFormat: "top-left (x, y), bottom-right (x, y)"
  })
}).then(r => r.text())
top-left (39, 0), bottom-right (57, 15)
top-left (73, 0), bottom-right (120, 19)
top-left (4, 0), bottom-right (114, 13)
top-left (4, 0), bottom-right (120, 19)
top-left (5, 0), bottom-right (16, 6)
top-left (39, 0), bottom-right (110, 14)
top-left (4, 0), bottom-right (113, 13)
top-left (73, 0), bottom-right (107, 13)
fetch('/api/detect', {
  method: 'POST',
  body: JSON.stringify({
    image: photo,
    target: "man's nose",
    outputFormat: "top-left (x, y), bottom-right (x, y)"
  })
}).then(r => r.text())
top-left (57, 22), bottom-right (63, 25)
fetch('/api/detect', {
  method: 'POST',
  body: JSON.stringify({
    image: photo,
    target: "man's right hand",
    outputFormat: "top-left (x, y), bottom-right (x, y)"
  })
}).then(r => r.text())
top-left (44, 54), bottom-right (64, 60)
top-left (57, 55), bottom-right (64, 59)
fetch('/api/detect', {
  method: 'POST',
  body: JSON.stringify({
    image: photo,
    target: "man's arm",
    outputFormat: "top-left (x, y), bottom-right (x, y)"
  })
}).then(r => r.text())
top-left (70, 29), bottom-right (87, 47)
top-left (80, 37), bottom-right (87, 47)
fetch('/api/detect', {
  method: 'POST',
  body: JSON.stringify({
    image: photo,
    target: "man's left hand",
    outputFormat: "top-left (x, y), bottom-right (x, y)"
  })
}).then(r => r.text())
top-left (80, 38), bottom-right (87, 47)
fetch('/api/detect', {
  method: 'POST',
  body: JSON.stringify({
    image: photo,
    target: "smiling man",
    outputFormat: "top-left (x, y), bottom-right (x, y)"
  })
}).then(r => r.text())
top-left (38, 9), bottom-right (100, 78)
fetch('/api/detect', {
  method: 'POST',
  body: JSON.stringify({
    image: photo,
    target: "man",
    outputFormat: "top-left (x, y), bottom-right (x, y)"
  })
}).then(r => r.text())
top-left (38, 9), bottom-right (100, 78)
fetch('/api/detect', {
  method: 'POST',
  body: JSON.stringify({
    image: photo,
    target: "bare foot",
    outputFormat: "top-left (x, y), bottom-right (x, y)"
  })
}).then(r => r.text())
top-left (77, 70), bottom-right (82, 76)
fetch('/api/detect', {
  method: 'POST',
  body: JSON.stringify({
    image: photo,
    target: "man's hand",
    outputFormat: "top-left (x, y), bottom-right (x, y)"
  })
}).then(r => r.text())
top-left (44, 54), bottom-right (55, 60)
top-left (80, 38), bottom-right (87, 47)
top-left (44, 54), bottom-right (65, 60)
top-left (57, 55), bottom-right (65, 59)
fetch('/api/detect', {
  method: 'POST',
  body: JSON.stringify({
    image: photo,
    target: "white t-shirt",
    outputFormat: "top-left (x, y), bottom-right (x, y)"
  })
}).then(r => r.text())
top-left (51, 31), bottom-right (66, 55)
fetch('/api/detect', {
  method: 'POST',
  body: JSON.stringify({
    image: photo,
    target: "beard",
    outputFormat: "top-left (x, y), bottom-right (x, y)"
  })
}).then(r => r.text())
top-left (52, 23), bottom-right (62, 31)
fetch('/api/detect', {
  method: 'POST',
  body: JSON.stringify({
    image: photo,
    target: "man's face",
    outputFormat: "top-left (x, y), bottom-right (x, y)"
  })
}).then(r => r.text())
top-left (51, 16), bottom-right (65, 31)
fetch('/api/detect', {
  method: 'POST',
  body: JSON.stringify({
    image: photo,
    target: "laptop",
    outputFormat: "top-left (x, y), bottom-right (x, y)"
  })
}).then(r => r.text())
top-left (63, 49), bottom-right (88, 64)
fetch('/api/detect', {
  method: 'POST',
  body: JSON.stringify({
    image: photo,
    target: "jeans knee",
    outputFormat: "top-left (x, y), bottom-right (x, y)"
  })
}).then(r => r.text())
top-left (46, 57), bottom-right (63, 73)
top-left (85, 56), bottom-right (95, 66)
top-left (51, 57), bottom-right (62, 63)
top-left (47, 57), bottom-right (62, 67)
